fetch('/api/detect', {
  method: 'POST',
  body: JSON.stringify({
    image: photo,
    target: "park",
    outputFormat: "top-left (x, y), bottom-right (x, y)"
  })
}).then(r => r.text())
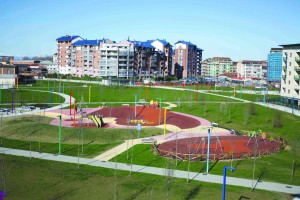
top-left (0, 79), bottom-right (299, 199)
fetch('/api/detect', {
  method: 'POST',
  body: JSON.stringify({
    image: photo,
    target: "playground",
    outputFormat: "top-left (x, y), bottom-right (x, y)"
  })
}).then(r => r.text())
top-left (47, 104), bottom-right (284, 161)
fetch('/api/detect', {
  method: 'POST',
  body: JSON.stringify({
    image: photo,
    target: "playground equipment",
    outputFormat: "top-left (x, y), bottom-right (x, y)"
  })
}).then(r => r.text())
top-left (87, 114), bottom-right (105, 128)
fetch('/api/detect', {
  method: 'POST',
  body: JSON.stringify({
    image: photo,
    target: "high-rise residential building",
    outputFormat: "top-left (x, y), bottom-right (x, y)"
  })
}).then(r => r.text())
top-left (56, 35), bottom-right (82, 75)
top-left (71, 39), bottom-right (102, 77)
top-left (200, 57), bottom-right (232, 77)
top-left (133, 41), bottom-right (155, 79)
top-left (147, 39), bottom-right (173, 77)
top-left (100, 39), bottom-right (134, 78)
top-left (174, 41), bottom-right (203, 79)
top-left (279, 43), bottom-right (300, 105)
top-left (237, 60), bottom-right (267, 79)
top-left (267, 48), bottom-right (283, 83)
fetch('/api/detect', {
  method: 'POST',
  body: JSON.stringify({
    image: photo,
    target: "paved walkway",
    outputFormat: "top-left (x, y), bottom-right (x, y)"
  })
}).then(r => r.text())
top-left (93, 139), bottom-right (142, 161)
top-left (1, 89), bottom-right (75, 118)
top-left (1, 147), bottom-right (299, 195)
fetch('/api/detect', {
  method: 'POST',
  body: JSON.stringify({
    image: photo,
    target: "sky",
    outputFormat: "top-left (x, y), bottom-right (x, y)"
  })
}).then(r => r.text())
top-left (0, 0), bottom-right (299, 61)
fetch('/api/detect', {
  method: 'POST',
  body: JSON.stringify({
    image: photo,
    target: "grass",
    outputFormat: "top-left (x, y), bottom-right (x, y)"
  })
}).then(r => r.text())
top-left (0, 88), bottom-right (64, 107)
top-left (1, 81), bottom-right (300, 193)
top-left (0, 154), bottom-right (290, 200)
top-left (112, 144), bottom-right (300, 185)
top-left (0, 115), bottom-right (164, 158)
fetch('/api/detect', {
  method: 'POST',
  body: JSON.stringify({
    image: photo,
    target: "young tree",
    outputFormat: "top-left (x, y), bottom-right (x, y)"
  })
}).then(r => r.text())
top-left (164, 158), bottom-right (175, 200)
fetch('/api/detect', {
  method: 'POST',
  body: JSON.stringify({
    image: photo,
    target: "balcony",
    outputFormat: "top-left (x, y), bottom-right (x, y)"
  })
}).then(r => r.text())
top-left (295, 57), bottom-right (300, 62)
top-left (295, 75), bottom-right (300, 81)
top-left (283, 57), bottom-right (287, 62)
top-left (294, 66), bottom-right (300, 71)
top-left (282, 75), bottom-right (286, 80)
top-left (282, 66), bottom-right (287, 71)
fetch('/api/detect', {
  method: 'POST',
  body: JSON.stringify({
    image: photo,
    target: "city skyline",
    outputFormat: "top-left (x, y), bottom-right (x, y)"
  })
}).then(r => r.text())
top-left (1, 0), bottom-right (299, 61)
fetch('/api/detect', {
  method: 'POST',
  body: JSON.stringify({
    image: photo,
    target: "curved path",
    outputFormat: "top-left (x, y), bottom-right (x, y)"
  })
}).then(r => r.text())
top-left (1, 89), bottom-right (75, 118)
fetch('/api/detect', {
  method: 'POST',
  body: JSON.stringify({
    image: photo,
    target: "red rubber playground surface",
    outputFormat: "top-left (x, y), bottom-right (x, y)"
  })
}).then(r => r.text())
top-left (157, 135), bottom-right (282, 161)
top-left (90, 106), bottom-right (210, 129)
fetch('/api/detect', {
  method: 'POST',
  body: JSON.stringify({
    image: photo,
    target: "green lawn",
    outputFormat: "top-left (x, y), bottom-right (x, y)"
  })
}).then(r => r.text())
top-left (1, 81), bottom-right (300, 190)
top-left (112, 144), bottom-right (300, 185)
top-left (0, 154), bottom-right (289, 200)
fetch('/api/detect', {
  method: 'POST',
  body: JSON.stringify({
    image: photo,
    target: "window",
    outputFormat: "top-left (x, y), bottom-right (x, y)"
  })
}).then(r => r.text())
top-left (288, 90), bottom-right (290, 94)
top-left (290, 53), bottom-right (292, 57)
top-left (289, 71), bottom-right (291, 75)
top-left (288, 80), bottom-right (290, 85)
top-left (289, 62), bottom-right (291, 66)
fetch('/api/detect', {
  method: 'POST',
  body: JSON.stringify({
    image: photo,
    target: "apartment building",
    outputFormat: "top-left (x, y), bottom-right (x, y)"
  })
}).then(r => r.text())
top-left (0, 63), bottom-right (16, 89)
top-left (280, 43), bottom-right (300, 105)
top-left (133, 41), bottom-right (155, 79)
top-left (201, 57), bottom-right (232, 77)
top-left (174, 41), bottom-right (203, 79)
top-left (147, 39), bottom-right (173, 76)
top-left (267, 48), bottom-right (283, 83)
top-left (71, 39), bottom-right (102, 77)
top-left (237, 60), bottom-right (267, 79)
top-left (100, 40), bottom-right (134, 78)
top-left (56, 35), bottom-right (82, 75)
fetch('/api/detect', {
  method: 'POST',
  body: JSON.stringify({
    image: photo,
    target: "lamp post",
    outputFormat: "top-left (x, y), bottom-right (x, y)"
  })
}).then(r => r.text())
top-left (11, 89), bottom-right (14, 114)
top-left (206, 128), bottom-right (211, 174)
top-left (58, 115), bottom-right (62, 154)
top-left (156, 98), bottom-right (162, 125)
top-left (50, 89), bottom-right (53, 107)
top-left (222, 166), bottom-right (236, 200)
top-left (133, 94), bottom-right (137, 118)
top-left (62, 83), bottom-right (66, 94)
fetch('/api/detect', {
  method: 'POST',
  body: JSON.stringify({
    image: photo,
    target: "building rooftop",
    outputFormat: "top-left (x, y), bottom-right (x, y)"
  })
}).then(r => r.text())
top-left (279, 43), bottom-right (300, 47)
top-left (72, 39), bottom-right (102, 46)
top-left (270, 48), bottom-right (283, 51)
top-left (132, 41), bottom-right (155, 48)
top-left (56, 35), bottom-right (80, 41)
top-left (212, 57), bottom-right (232, 61)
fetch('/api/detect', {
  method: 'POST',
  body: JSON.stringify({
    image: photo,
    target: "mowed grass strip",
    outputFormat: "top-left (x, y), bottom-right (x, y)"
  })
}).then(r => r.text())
top-left (0, 154), bottom-right (287, 200)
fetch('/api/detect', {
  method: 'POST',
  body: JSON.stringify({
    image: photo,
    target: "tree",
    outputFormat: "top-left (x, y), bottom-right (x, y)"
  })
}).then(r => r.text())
top-left (272, 112), bottom-right (282, 128)
top-left (219, 102), bottom-right (228, 125)
top-left (249, 103), bottom-right (256, 116)
top-left (164, 158), bottom-right (175, 200)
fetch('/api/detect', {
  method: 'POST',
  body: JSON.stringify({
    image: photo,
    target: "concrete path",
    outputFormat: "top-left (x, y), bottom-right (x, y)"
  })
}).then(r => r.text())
top-left (1, 89), bottom-right (75, 118)
top-left (1, 147), bottom-right (300, 195)
top-left (93, 139), bottom-right (142, 161)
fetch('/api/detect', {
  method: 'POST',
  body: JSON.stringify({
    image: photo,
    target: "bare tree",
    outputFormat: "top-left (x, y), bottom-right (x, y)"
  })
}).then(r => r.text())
top-left (164, 157), bottom-right (175, 200)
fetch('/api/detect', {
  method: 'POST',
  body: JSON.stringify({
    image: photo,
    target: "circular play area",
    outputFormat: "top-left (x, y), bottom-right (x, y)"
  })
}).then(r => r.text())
top-left (48, 105), bottom-right (284, 161)
top-left (156, 135), bottom-right (282, 161)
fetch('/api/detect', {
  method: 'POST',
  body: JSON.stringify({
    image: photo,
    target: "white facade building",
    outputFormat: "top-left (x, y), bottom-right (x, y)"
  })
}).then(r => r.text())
top-left (237, 60), bottom-right (267, 79)
top-left (100, 40), bottom-right (134, 78)
top-left (280, 43), bottom-right (300, 105)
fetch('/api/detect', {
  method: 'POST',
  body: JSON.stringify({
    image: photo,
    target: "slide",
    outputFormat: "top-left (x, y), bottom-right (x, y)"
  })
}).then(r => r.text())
top-left (89, 115), bottom-right (100, 128)
top-left (94, 116), bottom-right (102, 127)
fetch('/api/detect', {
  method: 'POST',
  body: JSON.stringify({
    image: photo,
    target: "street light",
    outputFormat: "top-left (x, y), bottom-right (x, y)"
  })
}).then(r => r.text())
top-left (222, 166), bottom-right (236, 200)
top-left (57, 115), bottom-right (62, 154)
top-left (133, 94), bottom-right (137, 118)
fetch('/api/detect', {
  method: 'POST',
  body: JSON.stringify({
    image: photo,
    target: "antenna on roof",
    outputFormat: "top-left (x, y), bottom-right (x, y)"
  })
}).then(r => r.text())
top-left (127, 36), bottom-right (130, 41)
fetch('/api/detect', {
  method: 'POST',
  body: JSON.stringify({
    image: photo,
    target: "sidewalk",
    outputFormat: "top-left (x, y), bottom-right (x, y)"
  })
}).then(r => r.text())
top-left (1, 147), bottom-right (299, 195)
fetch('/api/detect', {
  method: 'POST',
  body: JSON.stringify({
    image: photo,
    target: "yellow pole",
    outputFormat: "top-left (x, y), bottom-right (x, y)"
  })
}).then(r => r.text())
top-left (89, 86), bottom-right (91, 103)
top-left (16, 78), bottom-right (18, 90)
top-left (164, 108), bottom-right (167, 140)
